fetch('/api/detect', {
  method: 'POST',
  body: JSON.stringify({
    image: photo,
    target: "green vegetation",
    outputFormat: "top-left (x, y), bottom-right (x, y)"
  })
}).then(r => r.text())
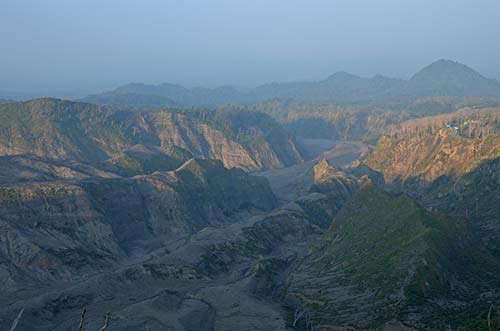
top-left (364, 107), bottom-right (500, 262)
top-left (109, 154), bottom-right (144, 175)
top-left (0, 98), bottom-right (304, 173)
top-left (288, 184), bottom-right (500, 330)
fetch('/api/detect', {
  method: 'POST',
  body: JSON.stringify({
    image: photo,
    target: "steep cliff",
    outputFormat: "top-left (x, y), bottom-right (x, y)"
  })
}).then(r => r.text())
top-left (0, 159), bottom-right (277, 295)
top-left (365, 108), bottom-right (500, 187)
top-left (364, 107), bottom-right (500, 258)
top-left (0, 98), bottom-right (304, 172)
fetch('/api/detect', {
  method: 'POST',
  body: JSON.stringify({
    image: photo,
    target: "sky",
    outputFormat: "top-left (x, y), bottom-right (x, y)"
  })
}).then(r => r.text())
top-left (1, 0), bottom-right (500, 98)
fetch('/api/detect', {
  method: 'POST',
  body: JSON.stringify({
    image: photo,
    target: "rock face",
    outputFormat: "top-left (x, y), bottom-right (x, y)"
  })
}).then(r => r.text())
top-left (0, 159), bottom-right (277, 296)
top-left (0, 182), bottom-right (121, 290)
top-left (0, 154), bottom-right (119, 183)
top-left (287, 184), bottom-right (500, 331)
top-left (306, 159), bottom-right (360, 192)
top-left (365, 108), bottom-right (500, 188)
top-left (247, 96), bottom-right (500, 143)
top-left (0, 98), bottom-right (304, 172)
top-left (364, 107), bottom-right (500, 257)
top-left (293, 159), bottom-right (363, 228)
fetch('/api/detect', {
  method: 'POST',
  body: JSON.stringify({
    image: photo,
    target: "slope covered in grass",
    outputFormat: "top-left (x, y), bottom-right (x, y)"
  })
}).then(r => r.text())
top-left (287, 184), bottom-right (500, 330)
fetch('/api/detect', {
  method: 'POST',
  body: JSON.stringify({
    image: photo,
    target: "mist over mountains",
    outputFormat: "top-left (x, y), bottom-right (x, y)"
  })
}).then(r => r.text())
top-left (83, 60), bottom-right (500, 108)
top-left (4, 0), bottom-right (500, 329)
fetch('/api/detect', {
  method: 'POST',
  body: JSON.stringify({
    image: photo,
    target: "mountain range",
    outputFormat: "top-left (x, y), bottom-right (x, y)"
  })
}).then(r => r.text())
top-left (83, 60), bottom-right (500, 108)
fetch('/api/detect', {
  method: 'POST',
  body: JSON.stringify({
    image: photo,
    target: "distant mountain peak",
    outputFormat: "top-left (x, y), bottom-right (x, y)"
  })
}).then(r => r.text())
top-left (325, 71), bottom-right (361, 81)
top-left (411, 59), bottom-right (483, 81)
top-left (408, 59), bottom-right (500, 97)
top-left (430, 58), bottom-right (462, 65)
top-left (23, 97), bottom-right (78, 111)
top-left (82, 59), bottom-right (500, 107)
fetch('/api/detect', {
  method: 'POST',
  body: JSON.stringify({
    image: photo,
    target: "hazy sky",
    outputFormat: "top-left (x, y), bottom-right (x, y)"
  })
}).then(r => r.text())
top-left (1, 0), bottom-right (500, 97)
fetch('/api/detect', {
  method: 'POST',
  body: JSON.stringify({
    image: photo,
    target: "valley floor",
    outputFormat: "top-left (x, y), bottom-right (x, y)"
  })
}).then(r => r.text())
top-left (257, 139), bottom-right (369, 201)
top-left (0, 139), bottom-right (368, 330)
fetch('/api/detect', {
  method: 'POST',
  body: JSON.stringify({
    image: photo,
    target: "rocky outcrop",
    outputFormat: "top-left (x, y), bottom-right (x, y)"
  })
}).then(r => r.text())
top-left (0, 182), bottom-right (121, 294)
top-left (291, 159), bottom-right (364, 228)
